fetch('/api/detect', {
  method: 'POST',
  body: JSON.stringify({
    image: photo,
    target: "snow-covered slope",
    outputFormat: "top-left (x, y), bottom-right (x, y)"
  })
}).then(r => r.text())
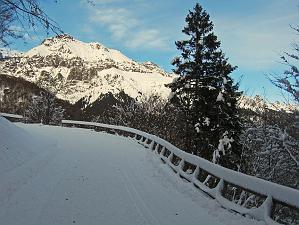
top-left (0, 48), bottom-right (22, 59)
top-left (63, 67), bottom-right (173, 103)
top-left (0, 116), bottom-right (54, 176)
top-left (0, 116), bottom-right (34, 175)
top-left (26, 34), bottom-right (132, 63)
top-left (239, 95), bottom-right (298, 112)
top-left (0, 34), bottom-right (174, 104)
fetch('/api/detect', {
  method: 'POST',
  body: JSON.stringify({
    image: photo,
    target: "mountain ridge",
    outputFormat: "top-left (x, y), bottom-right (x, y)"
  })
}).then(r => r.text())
top-left (0, 34), bottom-right (297, 113)
top-left (0, 34), bottom-right (174, 104)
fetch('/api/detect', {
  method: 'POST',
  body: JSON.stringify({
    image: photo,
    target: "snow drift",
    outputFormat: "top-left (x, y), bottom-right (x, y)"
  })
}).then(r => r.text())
top-left (0, 116), bottom-right (53, 175)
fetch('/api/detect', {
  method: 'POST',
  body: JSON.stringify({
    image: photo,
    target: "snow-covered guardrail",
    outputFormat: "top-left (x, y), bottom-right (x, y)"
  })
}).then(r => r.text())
top-left (0, 112), bottom-right (23, 122)
top-left (61, 120), bottom-right (298, 224)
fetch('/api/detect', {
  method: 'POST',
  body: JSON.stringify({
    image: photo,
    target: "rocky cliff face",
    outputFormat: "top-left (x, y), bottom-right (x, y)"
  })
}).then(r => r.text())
top-left (0, 34), bottom-right (174, 105)
top-left (0, 73), bottom-right (138, 121)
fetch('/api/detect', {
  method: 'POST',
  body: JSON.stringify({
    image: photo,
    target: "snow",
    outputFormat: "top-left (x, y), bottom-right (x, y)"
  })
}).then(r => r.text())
top-left (25, 34), bottom-right (132, 64)
top-left (1, 34), bottom-right (176, 104)
top-left (213, 131), bottom-right (234, 163)
top-left (62, 120), bottom-right (299, 210)
top-left (223, 77), bottom-right (228, 85)
top-left (0, 112), bottom-right (23, 119)
top-left (70, 67), bottom-right (174, 104)
top-left (238, 95), bottom-right (299, 112)
top-left (0, 116), bottom-right (54, 175)
top-left (203, 117), bottom-right (210, 126)
top-left (0, 48), bottom-right (22, 58)
top-left (208, 86), bottom-right (217, 90)
top-left (0, 118), bottom-right (268, 225)
top-left (168, 91), bottom-right (175, 100)
top-left (216, 92), bottom-right (224, 102)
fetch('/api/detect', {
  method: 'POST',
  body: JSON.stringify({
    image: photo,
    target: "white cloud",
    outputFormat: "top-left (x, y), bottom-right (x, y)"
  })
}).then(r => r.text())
top-left (80, 0), bottom-right (123, 6)
top-left (212, 3), bottom-right (299, 70)
top-left (83, 0), bottom-right (298, 69)
top-left (86, 6), bottom-right (170, 50)
top-left (127, 29), bottom-right (168, 49)
top-left (8, 25), bottom-right (39, 42)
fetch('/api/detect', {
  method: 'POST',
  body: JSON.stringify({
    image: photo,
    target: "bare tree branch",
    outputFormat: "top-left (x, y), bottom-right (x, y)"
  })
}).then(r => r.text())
top-left (268, 25), bottom-right (299, 104)
top-left (0, 0), bottom-right (62, 47)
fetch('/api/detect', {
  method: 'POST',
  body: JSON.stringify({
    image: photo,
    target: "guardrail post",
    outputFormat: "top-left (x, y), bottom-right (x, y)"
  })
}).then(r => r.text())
top-left (154, 143), bottom-right (159, 153)
top-left (149, 141), bottom-right (155, 150)
top-left (160, 146), bottom-right (166, 156)
top-left (134, 135), bottom-right (140, 141)
top-left (247, 195), bottom-right (275, 223)
top-left (263, 195), bottom-right (274, 223)
top-left (168, 152), bottom-right (174, 163)
top-left (215, 179), bottom-right (224, 199)
top-left (179, 159), bottom-right (185, 170)
top-left (193, 166), bottom-right (200, 179)
top-left (143, 137), bottom-right (147, 144)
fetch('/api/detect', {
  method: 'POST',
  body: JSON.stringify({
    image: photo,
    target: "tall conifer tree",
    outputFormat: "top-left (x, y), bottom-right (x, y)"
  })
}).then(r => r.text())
top-left (169, 3), bottom-right (242, 169)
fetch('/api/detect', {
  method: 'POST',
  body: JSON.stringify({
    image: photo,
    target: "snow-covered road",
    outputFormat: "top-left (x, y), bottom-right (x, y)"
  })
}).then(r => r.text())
top-left (0, 122), bottom-right (265, 225)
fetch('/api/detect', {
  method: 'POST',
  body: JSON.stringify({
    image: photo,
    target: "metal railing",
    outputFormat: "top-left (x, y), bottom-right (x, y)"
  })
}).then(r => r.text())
top-left (61, 119), bottom-right (299, 225)
top-left (0, 112), bottom-right (23, 122)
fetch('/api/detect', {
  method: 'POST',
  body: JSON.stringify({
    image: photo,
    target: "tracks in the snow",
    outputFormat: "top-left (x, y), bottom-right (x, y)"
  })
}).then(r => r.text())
top-left (119, 169), bottom-right (163, 225)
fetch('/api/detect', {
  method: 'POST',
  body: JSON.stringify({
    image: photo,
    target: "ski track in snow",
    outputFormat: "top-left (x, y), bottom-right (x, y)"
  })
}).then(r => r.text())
top-left (0, 123), bottom-right (266, 225)
top-left (119, 169), bottom-right (162, 225)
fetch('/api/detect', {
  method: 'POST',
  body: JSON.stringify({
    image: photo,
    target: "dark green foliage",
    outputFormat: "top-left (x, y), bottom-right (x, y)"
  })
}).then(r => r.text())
top-left (169, 3), bottom-right (242, 168)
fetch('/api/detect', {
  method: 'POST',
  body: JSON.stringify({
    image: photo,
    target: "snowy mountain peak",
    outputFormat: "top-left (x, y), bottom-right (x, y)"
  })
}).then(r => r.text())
top-left (26, 34), bottom-right (132, 63)
top-left (42, 33), bottom-right (75, 43)
top-left (0, 35), bottom-right (174, 104)
top-left (0, 48), bottom-right (23, 59)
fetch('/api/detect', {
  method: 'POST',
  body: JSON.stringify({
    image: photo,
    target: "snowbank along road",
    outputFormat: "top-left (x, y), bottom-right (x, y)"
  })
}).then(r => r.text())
top-left (0, 117), bottom-right (266, 225)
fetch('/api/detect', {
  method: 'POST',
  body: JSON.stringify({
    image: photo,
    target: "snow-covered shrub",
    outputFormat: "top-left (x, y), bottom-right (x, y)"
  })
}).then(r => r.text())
top-left (240, 124), bottom-right (298, 189)
top-left (235, 100), bottom-right (299, 224)
top-left (24, 91), bottom-right (64, 125)
top-left (238, 124), bottom-right (299, 224)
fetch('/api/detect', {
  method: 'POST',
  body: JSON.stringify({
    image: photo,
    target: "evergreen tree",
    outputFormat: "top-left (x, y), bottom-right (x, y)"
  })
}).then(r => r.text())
top-left (169, 3), bottom-right (242, 169)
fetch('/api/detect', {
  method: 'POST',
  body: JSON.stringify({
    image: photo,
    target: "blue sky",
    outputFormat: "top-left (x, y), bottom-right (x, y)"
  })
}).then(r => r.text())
top-left (10, 0), bottom-right (299, 102)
